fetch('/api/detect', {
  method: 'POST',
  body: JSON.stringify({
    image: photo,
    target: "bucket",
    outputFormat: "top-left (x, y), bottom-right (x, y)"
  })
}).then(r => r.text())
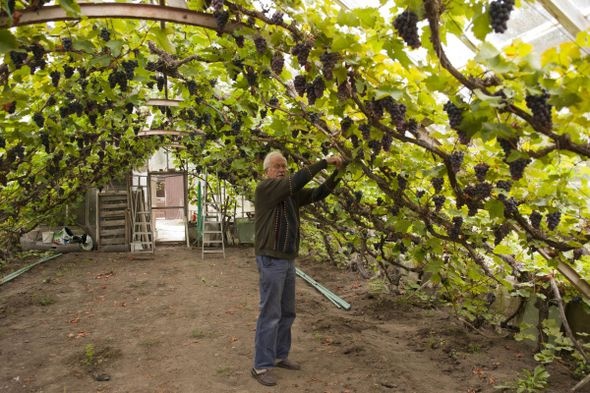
top-left (42, 231), bottom-right (54, 244)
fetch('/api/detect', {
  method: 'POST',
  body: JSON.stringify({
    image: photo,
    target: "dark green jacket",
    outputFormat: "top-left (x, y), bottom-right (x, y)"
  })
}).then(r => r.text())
top-left (254, 159), bottom-right (340, 260)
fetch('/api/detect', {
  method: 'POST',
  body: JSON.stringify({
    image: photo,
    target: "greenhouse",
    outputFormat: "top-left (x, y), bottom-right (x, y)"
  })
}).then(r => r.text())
top-left (1, 0), bottom-right (589, 391)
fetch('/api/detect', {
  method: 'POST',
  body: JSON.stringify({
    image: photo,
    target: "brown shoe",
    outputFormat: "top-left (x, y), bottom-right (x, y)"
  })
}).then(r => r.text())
top-left (275, 358), bottom-right (301, 370)
top-left (251, 368), bottom-right (277, 386)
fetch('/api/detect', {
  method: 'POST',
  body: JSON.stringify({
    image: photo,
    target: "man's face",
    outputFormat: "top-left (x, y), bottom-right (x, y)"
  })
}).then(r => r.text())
top-left (266, 155), bottom-right (288, 179)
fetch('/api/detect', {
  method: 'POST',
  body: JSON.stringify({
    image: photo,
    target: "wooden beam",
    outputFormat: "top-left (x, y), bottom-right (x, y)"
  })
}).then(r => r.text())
top-left (146, 99), bottom-right (183, 107)
top-left (0, 3), bottom-right (244, 31)
top-left (537, 0), bottom-right (588, 38)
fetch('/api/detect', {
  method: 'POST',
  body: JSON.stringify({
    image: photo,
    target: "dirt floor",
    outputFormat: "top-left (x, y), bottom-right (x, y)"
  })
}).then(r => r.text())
top-left (0, 246), bottom-right (587, 393)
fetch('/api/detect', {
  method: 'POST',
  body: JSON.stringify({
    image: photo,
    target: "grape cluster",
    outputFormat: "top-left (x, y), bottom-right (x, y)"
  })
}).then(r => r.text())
top-left (291, 42), bottom-right (312, 67)
top-left (40, 131), bottom-right (50, 153)
top-left (431, 177), bottom-right (444, 193)
top-left (443, 101), bottom-right (463, 129)
top-left (529, 210), bottom-right (542, 229)
top-left (354, 191), bottom-right (363, 203)
top-left (525, 91), bottom-right (552, 130)
top-left (365, 99), bottom-right (384, 121)
top-left (271, 51), bottom-right (284, 75)
top-left (307, 77), bottom-right (325, 105)
top-left (337, 81), bottom-right (350, 100)
top-left (211, 0), bottom-right (224, 11)
top-left (498, 137), bottom-right (517, 156)
top-left (108, 69), bottom-right (128, 90)
top-left (546, 211), bottom-right (561, 231)
top-left (156, 76), bottom-right (165, 91)
top-left (122, 60), bottom-right (138, 80)
top-left (9, 51), bottom-right (27, 69)
top-left (499, 194), bottom-right (519, 217)
top-left (496, 180), bottom-right (512, 191)
top-left (33, 112), bottom-right (45, 128)
top-left (397, 174), bottom-right (408, 191)
top-left (449, 151), bottom-right (464, 173)
top-left (489, 0), bottom-right (515, 34)
top-left (28, 43), bottom-right (46, 72)
top-left (214, 10), bottom-right (229, 32)
top-left (63, 65), bottom-right (74, 79)
top-left (61, 37), bottom-right (73, 51)
top-left (359, 123), bottom-right (371, 140)
top-left (270, 11), bottom-right (284, 25)
top-left (320, 52), bottom-right (339, 80)
top-left (474, 163), bottom-right (489, 182)
top-left (294, 75), bottom-right (306, 96)
top-left (381, 98), bottom-right (406, 126)
top-left (433, 195), bottom-right (445, 211)
top-left (254, 36), bottom-right (267, 54)
top-left (234, 35), bottom-right (245, 48)
top-left (393, 10), bottom-right (420, 49)
top-left (448, 216), bottom-right (463, 240)
top-left (49, 71), bottom-right (60, 87)
top-left (99, 28), bottom-right (110, 42)
top-left (494, 223), bottom-right (511, 245)
top-left (464, 182), bottom-right (492, 200)
top-left (59, 101), bottom-right (83, 118)
top-left (508, 157), bottom-right (531, 180)
top-left (382, 131), bottom-right (393, 152)
top-left (245, 67), bottom-right (257, 87)
top-left (340, 116), bottom-right (353, 133)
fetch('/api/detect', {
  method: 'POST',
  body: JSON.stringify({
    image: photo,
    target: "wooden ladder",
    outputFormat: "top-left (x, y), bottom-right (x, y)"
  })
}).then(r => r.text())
top-left (97, 191), bottom-right (129, 251)
top-left (130, 187), bottom-right (154, 253)
top-left (201, 175), bottom-right (225, 259)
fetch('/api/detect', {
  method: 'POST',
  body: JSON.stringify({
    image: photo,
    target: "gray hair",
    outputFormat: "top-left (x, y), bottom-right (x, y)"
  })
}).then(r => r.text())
top-left (263, 150), bottom-right (285, 171)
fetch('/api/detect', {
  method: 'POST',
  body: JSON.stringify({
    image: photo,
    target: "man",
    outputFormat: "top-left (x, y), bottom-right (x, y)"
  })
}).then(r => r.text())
top-left (251, 150), bottom-right (345, 386)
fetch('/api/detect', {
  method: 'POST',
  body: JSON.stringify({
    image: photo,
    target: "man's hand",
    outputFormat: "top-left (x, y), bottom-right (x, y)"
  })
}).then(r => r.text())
top-left (326, 156), bottom-right (346, 168)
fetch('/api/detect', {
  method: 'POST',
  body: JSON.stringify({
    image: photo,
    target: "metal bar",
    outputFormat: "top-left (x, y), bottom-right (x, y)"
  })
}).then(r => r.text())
top-left (1, 253), bottom-right (62, 285)
top-left (296, 267), bottom-right (351, 310)
top-left (0, 3), bottom-right (244, 31)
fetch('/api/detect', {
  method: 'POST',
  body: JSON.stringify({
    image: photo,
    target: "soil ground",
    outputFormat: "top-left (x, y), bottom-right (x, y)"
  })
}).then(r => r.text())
top-left (0, 246), bottom-right (587, 393)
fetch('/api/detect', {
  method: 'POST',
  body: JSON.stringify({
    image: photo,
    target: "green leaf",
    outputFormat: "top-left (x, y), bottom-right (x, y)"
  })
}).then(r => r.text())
top-left (88, 55), bottom-right (112, 68)
top-left (472, 10), bottom-right (491, 41)
top-left (485, 199), bottom-right (504, 219)
top-left (337, 10), bottom-right (360, 27)
top-left (73, 39), bottom-right (95, 53)
top-left (106, 40), bottom-right (124, 57)
top-left (0, 31), bottom-right (17, 53)
top-left (58, 0), bottom-right (81, 17)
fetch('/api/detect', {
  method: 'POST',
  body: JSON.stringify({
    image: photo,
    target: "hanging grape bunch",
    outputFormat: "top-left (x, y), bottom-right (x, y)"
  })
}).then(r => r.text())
top-left (99, 28), bottom-right (110, 42)
top-left (525, 90), bottom-right (552, 130)
top-left (529, 211), bottom-right (542, 230)
top-left (508, 157), bottom-right (531, 180)
top-left (473, 163), bottom-right (489, 182)
top-left (489, 0), bottom-right (515, 34)
top-left (432, 195), bottom-right (445, 211)
top-left (214, 9), bottom-right (229, 32)
top-left (9, 50), bottom-right (27, 69)
top-left (291, 42), bottom-right (312, 67)
top-left (449, 151), bottom-right (464, 173)
top-left (393, 10), bottom-right (421, 49)
top-left (271, 51), bottom-right (284, 75)
top-left (294, 75), bottom-right (306, 96)
top-left (448, 216), bottom-right (463, 240)
top-left (494, 223), bottom-right (511, 245)
top-left (319, 51), bottom-right (339, 80)
top-left (546, 211), bottom-right (561, 231)
top-left (270, 11), bottom-right (284, 25)
top-left (254, 36), bottom-right (267, 54)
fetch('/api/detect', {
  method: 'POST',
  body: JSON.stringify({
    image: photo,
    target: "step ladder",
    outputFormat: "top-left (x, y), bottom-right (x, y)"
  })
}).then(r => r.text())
top-left (130, 186), bottom-right (154, 253)
top-left (97, 191), bottom-right (129, 251)
top-left (201, 175), bottom-right (225, 259)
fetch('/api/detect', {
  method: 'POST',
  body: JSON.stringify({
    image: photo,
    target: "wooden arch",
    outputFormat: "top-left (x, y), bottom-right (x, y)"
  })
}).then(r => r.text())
top-left (0, 3), bottom-right (244, 31)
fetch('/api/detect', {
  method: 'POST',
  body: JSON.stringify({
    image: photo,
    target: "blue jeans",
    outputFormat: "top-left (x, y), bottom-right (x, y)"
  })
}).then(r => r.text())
top-left (253, 255), bottom-right (296, 369)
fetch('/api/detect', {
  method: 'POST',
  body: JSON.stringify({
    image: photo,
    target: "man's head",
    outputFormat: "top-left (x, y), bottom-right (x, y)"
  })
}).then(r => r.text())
top-left (263, 151), bottom-right (288, 179)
